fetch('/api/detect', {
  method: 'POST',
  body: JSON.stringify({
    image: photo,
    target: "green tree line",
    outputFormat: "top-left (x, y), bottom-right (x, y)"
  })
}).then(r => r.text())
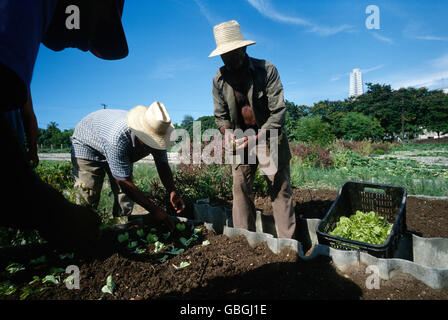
top-left (38, 83), bottom-right (448, 148)
top-left (37, 121), bottom-right (73, 149)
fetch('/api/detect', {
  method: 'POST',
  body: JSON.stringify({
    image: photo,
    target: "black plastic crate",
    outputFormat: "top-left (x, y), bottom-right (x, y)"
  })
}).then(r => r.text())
top-left (316, 181), bottom-right (407, 258)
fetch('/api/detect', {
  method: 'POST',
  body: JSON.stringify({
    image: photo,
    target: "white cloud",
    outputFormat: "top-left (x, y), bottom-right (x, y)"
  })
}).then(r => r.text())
top-left (362, 64), bottom-right (385, 74)
top-left (246, 0), bottom-right (355, 36)
top-left (386, 53), bottom-right (448, 90)
top-left (414, 35), bottom-right (448, 42)
top-left (371, 32), bottom-right (395, 44)
top-left (193, 0), bottom-right (219, 26)
top-left (430, 53), bottom-right (448, 69)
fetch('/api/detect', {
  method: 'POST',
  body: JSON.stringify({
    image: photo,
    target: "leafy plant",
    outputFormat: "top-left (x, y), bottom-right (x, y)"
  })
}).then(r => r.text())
top-left (118, 232), bottom-right (129, 243)
top-left (167, 246), bottom-right (184, 255)
top-left (0, 281), bottom-right (17, 296)
top-left (173, 262), bottom-right (191, 270)
top-left (6, 263), bottom-right (25, 274)
top-left (146, 233), bottom-right (159, 243)
top-left (154, 241), bottom-right (165, 253)
top-left (101, 275), bottom-right (116, 295)
top-left (330, 210), bottom-right (393, 245)
top-left (202, 240), bottom-right (211, 246)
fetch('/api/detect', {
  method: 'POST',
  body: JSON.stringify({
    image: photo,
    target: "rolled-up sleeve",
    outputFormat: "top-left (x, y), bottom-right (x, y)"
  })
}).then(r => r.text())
top-left (261, 64), bottom-right (286, 131)
top-left (213, 74), bottom-right (232, 129)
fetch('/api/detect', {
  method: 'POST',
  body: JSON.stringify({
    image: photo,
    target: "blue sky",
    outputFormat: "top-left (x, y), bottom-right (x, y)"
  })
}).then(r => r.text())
top-left (31, 0), bottom-right (448, 130)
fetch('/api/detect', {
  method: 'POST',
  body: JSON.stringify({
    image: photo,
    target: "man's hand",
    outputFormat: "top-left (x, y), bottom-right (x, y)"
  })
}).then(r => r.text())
top-left (170, 191), bottom-right (185, 214)
top-left (152, 207), bottom-right (175, 232)
top-left (28, 147), bottom-right (39, 169)
top-left (235, 135), bottom-right (257, 151)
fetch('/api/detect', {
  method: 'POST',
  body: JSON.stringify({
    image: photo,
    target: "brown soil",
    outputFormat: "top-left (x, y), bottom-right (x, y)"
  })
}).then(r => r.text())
top-left (0, 189), bottom-right (447, 302)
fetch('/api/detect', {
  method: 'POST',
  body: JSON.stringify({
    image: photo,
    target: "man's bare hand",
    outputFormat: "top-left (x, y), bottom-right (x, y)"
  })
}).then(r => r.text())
top-left (235, 135), bottom-right (257, 151)
top-left (170, 191), bottom-right (185, 214)
top-left (152, 207), bottom-right (175, 232)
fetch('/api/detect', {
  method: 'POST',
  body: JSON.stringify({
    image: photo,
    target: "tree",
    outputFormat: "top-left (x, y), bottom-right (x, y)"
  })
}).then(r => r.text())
top-left (293, 116), bottom-right (336, 146)
top-left (423, 90), bottom-right (448, 136)
top-left (285, 100), bottom-right (309, 141)
top-left (336, 112), bottom-right (385, 141)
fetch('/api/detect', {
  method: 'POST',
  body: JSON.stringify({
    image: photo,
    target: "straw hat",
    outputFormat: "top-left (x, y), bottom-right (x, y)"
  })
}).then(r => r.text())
top-left (209, 20), bottom-right (256, 58)
top-left (126, 102), bottom-right (175, 150)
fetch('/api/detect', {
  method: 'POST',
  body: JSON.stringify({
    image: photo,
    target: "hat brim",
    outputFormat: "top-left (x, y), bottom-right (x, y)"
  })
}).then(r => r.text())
top-left (208, 40), bottom-right (256, 58)
top-left (88, 0), bottom-right (129, 60)
top-left (42, 0), bottom-right (128, 60)
top-left (127, 106), bottom-right (175, 151)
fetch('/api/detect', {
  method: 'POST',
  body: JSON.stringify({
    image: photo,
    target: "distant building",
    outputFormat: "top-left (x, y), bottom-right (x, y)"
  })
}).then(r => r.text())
top-left (350, 68), bottom-right (364, 97)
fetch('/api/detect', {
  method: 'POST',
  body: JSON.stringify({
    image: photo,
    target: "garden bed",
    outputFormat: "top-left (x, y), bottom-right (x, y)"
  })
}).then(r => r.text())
top-left (1, 189), bottom-right (447, 301)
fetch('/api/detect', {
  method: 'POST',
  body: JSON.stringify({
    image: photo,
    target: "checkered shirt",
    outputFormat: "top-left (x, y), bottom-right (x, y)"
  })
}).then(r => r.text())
top-left (71, 109), bottom-right (168, 180)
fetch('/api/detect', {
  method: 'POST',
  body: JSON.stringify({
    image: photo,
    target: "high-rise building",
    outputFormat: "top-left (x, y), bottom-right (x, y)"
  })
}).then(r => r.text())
top-left (350, 68), bottom-right (364, 97)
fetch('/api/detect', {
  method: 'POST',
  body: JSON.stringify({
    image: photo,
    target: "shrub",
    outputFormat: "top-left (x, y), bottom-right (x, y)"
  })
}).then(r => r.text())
top-left (336, 112), bottom-right (385, 142)
top-left (34, 161), bottom-right (73, 191)
top-left (290, 143), bottom-right (333, 168)
top-left (293, 116), bottom-right (336, 147)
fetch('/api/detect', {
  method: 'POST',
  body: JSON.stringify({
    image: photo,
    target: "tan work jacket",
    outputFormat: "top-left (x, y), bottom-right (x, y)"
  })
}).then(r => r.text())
top-left (212, 56), bottom-right (292, 168)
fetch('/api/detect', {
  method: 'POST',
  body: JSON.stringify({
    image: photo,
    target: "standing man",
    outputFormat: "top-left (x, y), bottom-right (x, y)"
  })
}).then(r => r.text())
top-left (71, 102), bottom-right (184, 230)
top-left (209, 20), bottom-right (296, 239)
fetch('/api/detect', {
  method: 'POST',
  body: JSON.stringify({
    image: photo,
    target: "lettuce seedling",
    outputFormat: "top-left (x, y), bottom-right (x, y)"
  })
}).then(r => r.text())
top-left (101, 275), bottom-right (116, 295)
top-left (146, 233), bottom-right (158, 243)
top-left (0, 281), bottom-right (17, 296)
top-left (167, 246), bottom-right (184, 255)
top-left (162, 231), bottom-right (171, 240)
top-left (133, 247), bottom-right (147, 254)
top-left (202, 240), bottom-right (211, 246)
top-left (173, 262), bottom-right (191, 270)
top-left (6, 263), bottom-right (25, 274)
top-left (179, 237), bottom-right (192, 247)
top-left (176, 223), bottom-right (186, 232)
top-left (154, 241), bottom-right (165, 253)
top-left (28, 276), bottom-right (41, 285)
top-left (42, 275), bottom-right (59, 284)
top-left (118, 232), bottom-right (129, 243)
top-left (64, 275), bottom-right (75, 286)
top-left (136, 229), bottom-right (145, 238)
top-left (127, 241), bottom-right (138, 250)
top-left (158, 255), bottom-right (169, 263)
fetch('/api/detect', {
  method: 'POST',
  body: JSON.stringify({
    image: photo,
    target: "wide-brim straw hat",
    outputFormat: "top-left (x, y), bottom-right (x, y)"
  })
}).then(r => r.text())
top-left (127, 102), bottom-right (175, 150)
top-left (209, 20), bottom-right (256, 58)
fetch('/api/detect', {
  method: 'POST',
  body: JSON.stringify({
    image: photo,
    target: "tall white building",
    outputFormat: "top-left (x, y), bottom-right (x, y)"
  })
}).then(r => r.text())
top-left (350, 68), bottom-right (364, 97)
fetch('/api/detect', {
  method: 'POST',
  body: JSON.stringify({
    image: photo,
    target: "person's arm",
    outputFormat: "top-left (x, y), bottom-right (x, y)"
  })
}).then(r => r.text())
top-left (20, 92), bottom-right (39, 168)
top-left (154, 157), bottom-right (185, 214)
top-left (260, 64), bottom-right (286, 131)
top-left (236, 64), bottom-right (283, 150)
top-left (115, 177), bottom-right (175, 231)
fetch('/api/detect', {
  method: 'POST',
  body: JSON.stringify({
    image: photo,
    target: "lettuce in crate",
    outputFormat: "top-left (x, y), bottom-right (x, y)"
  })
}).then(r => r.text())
top-left (329, 210), bottom-right (393, 245)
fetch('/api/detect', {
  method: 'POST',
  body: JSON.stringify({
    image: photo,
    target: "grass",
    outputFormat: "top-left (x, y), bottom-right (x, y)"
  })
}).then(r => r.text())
top-left (290, 161), bottom-right (448, 197)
